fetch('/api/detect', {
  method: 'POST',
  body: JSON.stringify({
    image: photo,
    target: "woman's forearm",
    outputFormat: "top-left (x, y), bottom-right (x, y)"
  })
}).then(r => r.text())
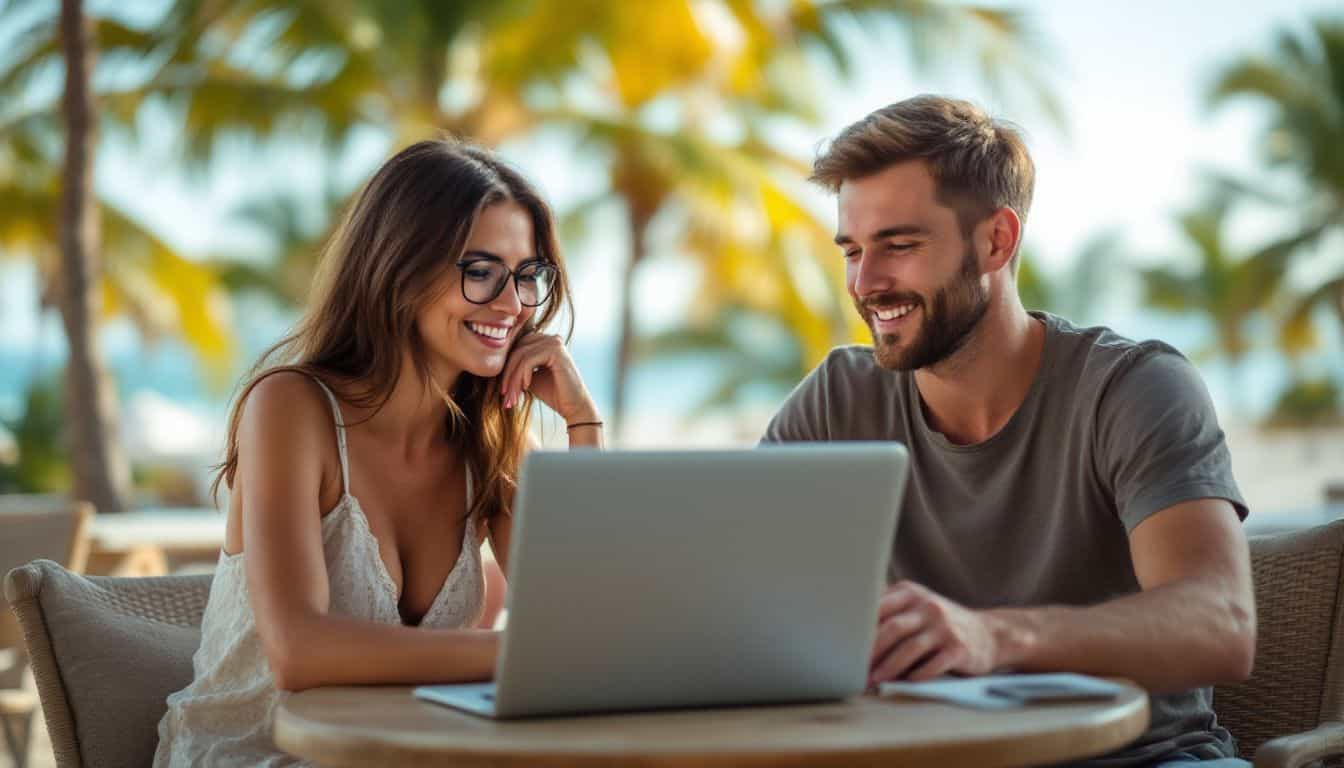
top-left (267, 613), bottom-right (500, 691)
top-left (566, 421), bottom-right (603, 448)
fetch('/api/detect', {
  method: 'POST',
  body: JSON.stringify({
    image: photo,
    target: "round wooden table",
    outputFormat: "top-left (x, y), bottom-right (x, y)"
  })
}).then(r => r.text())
top-left (275, 683), bottom-right (1149, 767)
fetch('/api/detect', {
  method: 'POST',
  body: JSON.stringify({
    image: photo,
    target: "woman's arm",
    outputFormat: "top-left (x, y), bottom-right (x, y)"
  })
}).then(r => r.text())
top-left (489, 331), bottom-right (602, 587)
top-left (235, 373), bottom-right (500, 691)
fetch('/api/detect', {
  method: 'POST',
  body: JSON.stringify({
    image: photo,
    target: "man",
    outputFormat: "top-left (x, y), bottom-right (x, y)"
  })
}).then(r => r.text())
top-left (763, 95), bottom-right (1255, 766)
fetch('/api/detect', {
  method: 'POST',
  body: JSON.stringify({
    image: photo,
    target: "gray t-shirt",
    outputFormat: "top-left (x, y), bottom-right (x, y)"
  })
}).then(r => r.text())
top-left (762, 311), bottom-right (1248, 766)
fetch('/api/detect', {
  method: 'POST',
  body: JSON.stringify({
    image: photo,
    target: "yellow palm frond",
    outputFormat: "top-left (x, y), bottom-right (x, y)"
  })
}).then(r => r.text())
top-left (101, 205), bottom-right (236, 385)
top-left (605, 1), bottom-right (714, 107)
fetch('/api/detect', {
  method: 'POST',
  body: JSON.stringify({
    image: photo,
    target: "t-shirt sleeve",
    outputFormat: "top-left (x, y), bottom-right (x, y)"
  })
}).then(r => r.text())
top-left (760, 354), bottom-right (834, 444)
top-left (1095, 344), bottom-right (1248, 532)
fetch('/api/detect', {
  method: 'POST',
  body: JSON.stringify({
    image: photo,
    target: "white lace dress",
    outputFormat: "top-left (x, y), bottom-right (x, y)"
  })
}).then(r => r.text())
top-left (153, 377), bottom-right (485, 767)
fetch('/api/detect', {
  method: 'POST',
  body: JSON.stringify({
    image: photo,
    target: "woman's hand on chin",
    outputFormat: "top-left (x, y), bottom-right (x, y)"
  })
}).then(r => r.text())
top-left (498, 332), bottom-right (599, 424)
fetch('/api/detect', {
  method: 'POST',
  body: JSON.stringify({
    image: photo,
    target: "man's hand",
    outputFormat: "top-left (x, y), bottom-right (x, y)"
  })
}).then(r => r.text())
top-left (869, 580), bottom-right (1002, 686)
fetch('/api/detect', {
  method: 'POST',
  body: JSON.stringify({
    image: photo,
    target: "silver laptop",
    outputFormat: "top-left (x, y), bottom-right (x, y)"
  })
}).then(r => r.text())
top-left (414, 443), bottom-right (908, 718)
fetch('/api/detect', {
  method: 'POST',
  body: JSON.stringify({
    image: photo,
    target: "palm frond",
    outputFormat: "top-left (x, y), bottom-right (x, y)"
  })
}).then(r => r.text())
top-left (788, 1), bottom-right (1062, 126)
top-left (1286, 272), bottom-right (1344, 332)
top-left (1235, 220), bottom-right (1331, 307)
top-left (637, 325), bottom-right (737, 361)
top-left (101, 204), bottom-right (237, 381)
top-left (0, 177), bottom-right (56, 251)
top-left (1209, 56), bottom-right (1319, 112)
top-left (1140, 267), bottom-right (1203, 314)
top-left (1198, 167), bottom-right (1296, 207)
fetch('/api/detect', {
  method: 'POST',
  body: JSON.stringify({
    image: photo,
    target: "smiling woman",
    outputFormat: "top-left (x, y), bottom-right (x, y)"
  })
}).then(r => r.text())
top-left (152, 139), bottom-right (603, 767)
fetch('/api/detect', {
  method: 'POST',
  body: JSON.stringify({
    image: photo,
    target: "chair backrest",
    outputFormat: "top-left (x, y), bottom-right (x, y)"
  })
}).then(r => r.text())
top-left (4, 559), bottom-right (212, 768)
top-left (1215, 518), bottom-right (1344, 759)
top-left (0, 501), bottom-right (92, 685)
top-left (0, 493), bottom-right (75, 512)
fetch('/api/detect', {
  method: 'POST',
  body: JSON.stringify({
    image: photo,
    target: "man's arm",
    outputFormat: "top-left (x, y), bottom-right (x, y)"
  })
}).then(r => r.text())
top-left (868, 498), bottom-right (1255, 693)
top-left (989, 497), bottom-right (1254, 691)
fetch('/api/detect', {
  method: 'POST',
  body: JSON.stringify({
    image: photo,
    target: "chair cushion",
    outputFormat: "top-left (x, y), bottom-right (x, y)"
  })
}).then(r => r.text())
top-left (23, 563), bottom-right (205, 768)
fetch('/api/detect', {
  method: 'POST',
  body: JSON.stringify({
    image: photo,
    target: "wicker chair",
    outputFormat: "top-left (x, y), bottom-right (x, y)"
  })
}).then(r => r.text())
top-left (1216, 518), bottom-right (1344, 768)
top-left (4, 560), bottom-right (211, 768)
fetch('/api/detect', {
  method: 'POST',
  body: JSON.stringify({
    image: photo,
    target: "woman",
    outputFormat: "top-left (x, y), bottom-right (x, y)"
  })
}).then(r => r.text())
top-left (154, 140), bottom-right (601, 766)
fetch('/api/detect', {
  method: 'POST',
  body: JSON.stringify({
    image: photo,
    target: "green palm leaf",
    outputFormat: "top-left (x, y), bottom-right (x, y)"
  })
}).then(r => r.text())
top-left (1207, 16), bottom-right (1344, 365)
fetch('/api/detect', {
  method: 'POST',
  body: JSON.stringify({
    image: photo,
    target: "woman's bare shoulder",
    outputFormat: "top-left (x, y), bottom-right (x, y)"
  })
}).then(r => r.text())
top-left (238, 370), bottom-right (339, 449)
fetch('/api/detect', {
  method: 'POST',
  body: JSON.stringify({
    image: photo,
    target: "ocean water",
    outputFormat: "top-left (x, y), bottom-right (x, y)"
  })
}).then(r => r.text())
top-left (0, 336), bottom-right (736, 439)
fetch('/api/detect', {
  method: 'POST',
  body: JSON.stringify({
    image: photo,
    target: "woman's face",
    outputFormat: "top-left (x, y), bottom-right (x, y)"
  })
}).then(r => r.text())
top-left (415, 201), bottom-right (541, 381)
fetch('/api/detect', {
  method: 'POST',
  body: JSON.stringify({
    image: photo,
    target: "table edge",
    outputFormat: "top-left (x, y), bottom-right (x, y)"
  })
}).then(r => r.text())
top-left (275, 683), bottom-right (1150, 768)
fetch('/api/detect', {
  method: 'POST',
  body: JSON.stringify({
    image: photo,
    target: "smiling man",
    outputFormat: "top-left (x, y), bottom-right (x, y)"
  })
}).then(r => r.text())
top-left (762, 96), bottom-right (1255, 767)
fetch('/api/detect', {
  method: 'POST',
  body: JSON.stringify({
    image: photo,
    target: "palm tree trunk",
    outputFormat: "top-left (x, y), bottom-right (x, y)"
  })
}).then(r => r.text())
top-left (611, 207), bottom-right (653, 441)
top-left (59, 0), bottom-right (128, 514)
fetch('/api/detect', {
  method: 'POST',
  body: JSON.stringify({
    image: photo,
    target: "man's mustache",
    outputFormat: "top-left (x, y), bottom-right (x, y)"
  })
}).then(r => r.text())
top-left (857, 292), bottom-right (924, 313)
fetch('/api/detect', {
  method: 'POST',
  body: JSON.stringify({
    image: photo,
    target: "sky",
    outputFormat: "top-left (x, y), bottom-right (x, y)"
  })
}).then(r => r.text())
top-left (1, 0), bottom-right (1342, 431)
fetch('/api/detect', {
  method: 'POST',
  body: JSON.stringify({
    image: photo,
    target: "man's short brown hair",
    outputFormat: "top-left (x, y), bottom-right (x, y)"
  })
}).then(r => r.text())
top-left (811, 95), bottom-right (1035, 252)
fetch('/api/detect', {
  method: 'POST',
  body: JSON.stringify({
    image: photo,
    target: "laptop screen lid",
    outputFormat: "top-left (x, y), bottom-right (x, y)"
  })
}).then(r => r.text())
top-left (491, 443), bottom-right (908, 718)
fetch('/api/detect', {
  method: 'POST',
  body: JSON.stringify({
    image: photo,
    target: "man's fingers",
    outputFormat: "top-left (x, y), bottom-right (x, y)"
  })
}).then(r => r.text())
top-left (904, 647), bottom-right (965, 682)
top-left (877, 582), bottom-right (925, 621)
top-left (870, 609), bottom-right (924, 666)
top-left (871, 629), bottom-right (941, 684)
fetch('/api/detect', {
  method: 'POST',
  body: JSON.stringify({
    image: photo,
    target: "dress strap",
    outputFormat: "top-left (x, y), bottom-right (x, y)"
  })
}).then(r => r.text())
top-left (306, 375), bottom-right (350, 495)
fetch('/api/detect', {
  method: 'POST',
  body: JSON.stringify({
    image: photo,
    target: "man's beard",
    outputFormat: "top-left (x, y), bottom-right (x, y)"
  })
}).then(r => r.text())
top-left (859, 244), bottom-right (990, 371)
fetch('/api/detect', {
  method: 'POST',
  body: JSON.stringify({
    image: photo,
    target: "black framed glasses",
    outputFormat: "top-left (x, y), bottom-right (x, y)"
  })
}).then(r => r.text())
top-left (456, 256), bottom-right (558, 308)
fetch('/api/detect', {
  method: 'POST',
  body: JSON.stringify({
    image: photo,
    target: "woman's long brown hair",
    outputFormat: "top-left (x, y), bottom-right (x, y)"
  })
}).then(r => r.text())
top-left (212, 139), bottom-right (573, 526)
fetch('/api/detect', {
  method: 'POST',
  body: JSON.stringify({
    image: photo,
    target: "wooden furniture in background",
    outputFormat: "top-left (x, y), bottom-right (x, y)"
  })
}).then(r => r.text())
top-left (84, 509), bottom-right (224, 576)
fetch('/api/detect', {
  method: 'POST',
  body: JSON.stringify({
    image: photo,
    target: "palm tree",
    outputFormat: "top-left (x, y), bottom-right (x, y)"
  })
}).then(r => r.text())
top-left (8, 1), bottom-right (1058, 443)
top-left (1208, 18), bottom-right (1344, 338)
top-left (111, 0), bottom-right (1058, 440)
top-left (546, 2), bottom-right (1058, 436)
top-left (1139, 196), bottom-right (1307, 406)
top-left (55, 0), bottom-right (130, 514)
top-left (103, 0), bottom-right (581, 167)
top-left (143, 0), bottom-right (806, 358)
top-left (0, 5), bottom-right (240, 511)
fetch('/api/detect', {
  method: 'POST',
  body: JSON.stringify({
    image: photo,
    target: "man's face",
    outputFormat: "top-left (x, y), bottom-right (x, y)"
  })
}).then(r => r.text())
top-left (836, 161), bottom-right (990, 371)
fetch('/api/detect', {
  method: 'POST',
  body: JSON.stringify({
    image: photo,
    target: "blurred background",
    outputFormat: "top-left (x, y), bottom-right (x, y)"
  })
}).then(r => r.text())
top-left (1, 0), bottom-right (1342, 524)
